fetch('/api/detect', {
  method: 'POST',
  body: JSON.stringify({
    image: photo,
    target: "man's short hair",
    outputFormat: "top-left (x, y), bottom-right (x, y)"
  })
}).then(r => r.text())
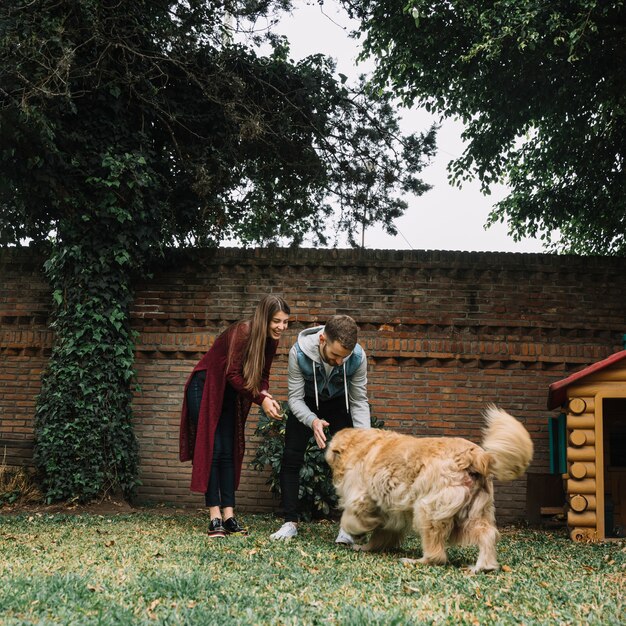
top-left (324, 315), bottom-right (358, 351)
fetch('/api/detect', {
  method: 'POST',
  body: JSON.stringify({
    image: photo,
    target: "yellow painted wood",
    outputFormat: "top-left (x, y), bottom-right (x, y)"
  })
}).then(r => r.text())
top-left (568, 397), bottom-right (587, 415)
top-left (568, 382), bottom-right (623, 397)
top-left (570, 527), bottom-right (598, 542)
top-left (568, 510), bottom-right (597, 527)
top-left (569, 429), bottom-right (595, 446)
top-left (570, 494), bottom-right (597, 512)
top-left (594, 393), bottom-right (607, 539)
top-left (575, 368), bottom-right (626, 383)
top-left (570, 494), bottom-right (589, 512)
top-left (567, 446), bottom-right (596, 462)
top-left (566, 414), bottom-right (595, 429)
top-left (570, 462), bottom-right (596, 479)
top-left (566, 477), bottom-right (596, 494)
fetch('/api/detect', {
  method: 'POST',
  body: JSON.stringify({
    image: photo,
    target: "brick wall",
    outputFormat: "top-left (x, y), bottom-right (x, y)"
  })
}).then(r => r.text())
top-left (2, 246), bottom-right (626, 523)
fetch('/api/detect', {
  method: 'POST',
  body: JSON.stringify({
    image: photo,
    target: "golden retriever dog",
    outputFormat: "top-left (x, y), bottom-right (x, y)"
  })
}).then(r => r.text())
top-left (325, 405), bottom-right (533, 572)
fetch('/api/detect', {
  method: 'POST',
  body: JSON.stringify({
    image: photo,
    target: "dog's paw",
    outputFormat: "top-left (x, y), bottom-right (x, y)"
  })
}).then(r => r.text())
top-left (352, 543), bottom-right (371, 552)
top-left (469, 563), bottom-right (500, 574)
top-left (399, 557), bottom-right (421, 566)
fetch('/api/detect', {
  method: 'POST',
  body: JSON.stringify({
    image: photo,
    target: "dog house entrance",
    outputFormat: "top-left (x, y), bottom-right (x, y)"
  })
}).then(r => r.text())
top-left (602, 398), bottom-right (626, 537)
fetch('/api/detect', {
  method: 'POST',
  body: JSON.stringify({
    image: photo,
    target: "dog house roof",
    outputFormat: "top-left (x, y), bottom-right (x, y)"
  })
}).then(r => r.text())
top-left (547, 350), bottom-right (626, 409)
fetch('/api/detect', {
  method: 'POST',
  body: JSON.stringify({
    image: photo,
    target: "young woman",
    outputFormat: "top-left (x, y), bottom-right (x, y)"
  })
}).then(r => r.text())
top-left (179, 295), bottom-right (290, 537)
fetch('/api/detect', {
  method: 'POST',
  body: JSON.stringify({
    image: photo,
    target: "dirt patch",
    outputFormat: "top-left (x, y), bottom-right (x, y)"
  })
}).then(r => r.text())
top-left (0, 498), bottom-right (205, 517)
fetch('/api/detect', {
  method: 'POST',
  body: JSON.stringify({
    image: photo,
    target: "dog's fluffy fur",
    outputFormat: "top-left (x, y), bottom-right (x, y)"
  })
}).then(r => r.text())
top-left (325, 405), bottom-right (533, 572)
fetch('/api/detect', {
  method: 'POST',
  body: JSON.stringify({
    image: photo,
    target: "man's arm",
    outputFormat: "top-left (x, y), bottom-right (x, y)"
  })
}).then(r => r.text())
top-left (348, 351), bottom-right (371, 429)
top-left (287, 346), bottom-right (318, 428)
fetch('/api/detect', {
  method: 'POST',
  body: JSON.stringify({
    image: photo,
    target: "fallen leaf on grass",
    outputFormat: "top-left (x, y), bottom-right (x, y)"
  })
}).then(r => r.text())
top-left (147, 599), bottom-right (161, 620)
top-left (501, 565), bottom-right (512, 572)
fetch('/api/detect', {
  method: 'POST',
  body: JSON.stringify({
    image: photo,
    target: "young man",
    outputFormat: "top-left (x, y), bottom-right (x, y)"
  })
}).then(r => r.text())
top-left (270, 314), bottom-right (370, 543)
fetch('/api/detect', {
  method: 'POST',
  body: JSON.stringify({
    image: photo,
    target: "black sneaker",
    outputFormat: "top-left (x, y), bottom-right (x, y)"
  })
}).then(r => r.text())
top-left (223, 517), bottom-right (248, 536)
top-left (207, 518), bottom-right (226, 538)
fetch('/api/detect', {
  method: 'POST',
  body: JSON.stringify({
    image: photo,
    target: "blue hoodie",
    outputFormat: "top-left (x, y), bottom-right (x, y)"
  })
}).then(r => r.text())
top-left (287, 325), bottom-right (370, 429)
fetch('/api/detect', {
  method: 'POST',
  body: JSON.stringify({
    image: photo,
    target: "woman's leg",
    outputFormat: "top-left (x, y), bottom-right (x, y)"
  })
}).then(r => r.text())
top-left (187, 371), bottom-right (221, 520)
top-left (212, 394), bottom-right (248, 534)
top-left (205, 387), bottom-right (237, 509)
top-left (205, 419), bottom-right (227, 535)
top-left (185, 370), bottom-right (206, 426)
top-left (215, 404), bottom-right (236, 510)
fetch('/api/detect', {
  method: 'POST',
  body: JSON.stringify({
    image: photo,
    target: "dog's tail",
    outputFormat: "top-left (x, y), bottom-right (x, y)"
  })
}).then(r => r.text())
top-left (479, 405), bottom-right (533, 481)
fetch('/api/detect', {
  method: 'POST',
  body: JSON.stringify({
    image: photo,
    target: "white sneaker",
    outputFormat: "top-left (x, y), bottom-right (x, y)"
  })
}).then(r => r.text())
top-left (335, 527), bottom-right (355, 545)
top-left (270, 522), bottom-right (298, 541)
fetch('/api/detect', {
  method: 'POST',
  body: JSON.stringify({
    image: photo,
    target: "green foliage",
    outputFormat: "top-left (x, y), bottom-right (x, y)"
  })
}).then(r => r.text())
top-left (344, 0), bottom-right (626, 255)
top-left (0, 0), bottom-right (436, 250)
top-left (0, 1), bottom-right (435, 503)
top-left (252, 404), bottom-right (384, 520)
top-left (33, 153), bottom-right (146, 503)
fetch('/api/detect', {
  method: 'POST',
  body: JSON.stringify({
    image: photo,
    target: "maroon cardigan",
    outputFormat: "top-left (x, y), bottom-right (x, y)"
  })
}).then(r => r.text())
top-left (179, 322), bottom-right (278, 493)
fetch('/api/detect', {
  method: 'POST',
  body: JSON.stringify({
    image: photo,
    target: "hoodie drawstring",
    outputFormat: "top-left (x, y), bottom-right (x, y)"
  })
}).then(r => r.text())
top-left (343, 363), bottom-right (349, 412)
top-left (313, 363), bottom-right (319, 410)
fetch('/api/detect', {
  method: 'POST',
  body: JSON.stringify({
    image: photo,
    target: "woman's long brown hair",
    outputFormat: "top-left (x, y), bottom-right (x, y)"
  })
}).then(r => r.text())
top-left (239, 295), bottom-right (290, 397)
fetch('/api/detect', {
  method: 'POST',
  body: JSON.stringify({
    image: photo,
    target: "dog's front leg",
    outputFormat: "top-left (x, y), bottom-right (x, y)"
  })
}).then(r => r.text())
top-left (353, 527), bottom-right (403, 552)
top-left (340, 494), bottom-right (383, 539)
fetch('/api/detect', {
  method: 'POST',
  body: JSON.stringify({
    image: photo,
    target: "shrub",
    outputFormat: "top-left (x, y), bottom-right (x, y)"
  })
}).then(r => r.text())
top-left (0, 452), bottom-right (41, 506)
top-left (252, 404), bottom-right (384, 520)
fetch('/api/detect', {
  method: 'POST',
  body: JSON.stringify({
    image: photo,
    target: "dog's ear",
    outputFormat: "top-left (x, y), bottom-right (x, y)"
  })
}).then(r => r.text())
top-left (324, 444), bottom-right (340, 467)
top-left (325, 429), bottom-right (354, 468)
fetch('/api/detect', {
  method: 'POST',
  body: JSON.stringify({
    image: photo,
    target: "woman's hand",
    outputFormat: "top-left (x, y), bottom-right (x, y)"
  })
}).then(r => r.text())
top-left (261, 394), bottom-right (282, 419)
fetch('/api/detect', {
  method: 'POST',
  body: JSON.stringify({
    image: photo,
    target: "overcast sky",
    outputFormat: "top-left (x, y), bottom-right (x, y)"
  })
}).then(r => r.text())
top-left (268, 1), bottom-right (546, 253)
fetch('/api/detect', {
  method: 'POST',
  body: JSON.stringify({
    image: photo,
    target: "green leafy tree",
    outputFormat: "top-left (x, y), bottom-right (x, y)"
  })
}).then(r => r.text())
top-left (0, 0), bottom-right (435, 502)
top-left (342, 0), bottom-right (626, 254)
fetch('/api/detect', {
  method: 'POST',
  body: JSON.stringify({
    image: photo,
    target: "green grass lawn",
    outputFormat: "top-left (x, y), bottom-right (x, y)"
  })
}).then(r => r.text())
top-left (0, 512), bottom-right (624, 625)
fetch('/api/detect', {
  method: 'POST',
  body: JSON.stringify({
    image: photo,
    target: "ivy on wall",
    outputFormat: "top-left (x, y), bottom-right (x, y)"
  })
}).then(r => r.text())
top-left (33, 153), bottom-right (151, 502)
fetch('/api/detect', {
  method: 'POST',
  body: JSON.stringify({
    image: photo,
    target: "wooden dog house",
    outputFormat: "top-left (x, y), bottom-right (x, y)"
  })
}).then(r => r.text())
top-left (548, 350), bottom-right (626, 541)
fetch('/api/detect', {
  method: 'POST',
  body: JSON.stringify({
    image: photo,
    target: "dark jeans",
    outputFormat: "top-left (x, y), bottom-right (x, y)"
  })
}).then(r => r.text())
top-left (187, 371), bottom-right (237, 509)
top-left (280, 395), bottom-right (353, 522)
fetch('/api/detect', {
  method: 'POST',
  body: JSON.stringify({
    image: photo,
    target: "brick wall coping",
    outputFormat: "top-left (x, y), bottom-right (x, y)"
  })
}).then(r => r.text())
top-left (3, 244), bottom-right (626, 273)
